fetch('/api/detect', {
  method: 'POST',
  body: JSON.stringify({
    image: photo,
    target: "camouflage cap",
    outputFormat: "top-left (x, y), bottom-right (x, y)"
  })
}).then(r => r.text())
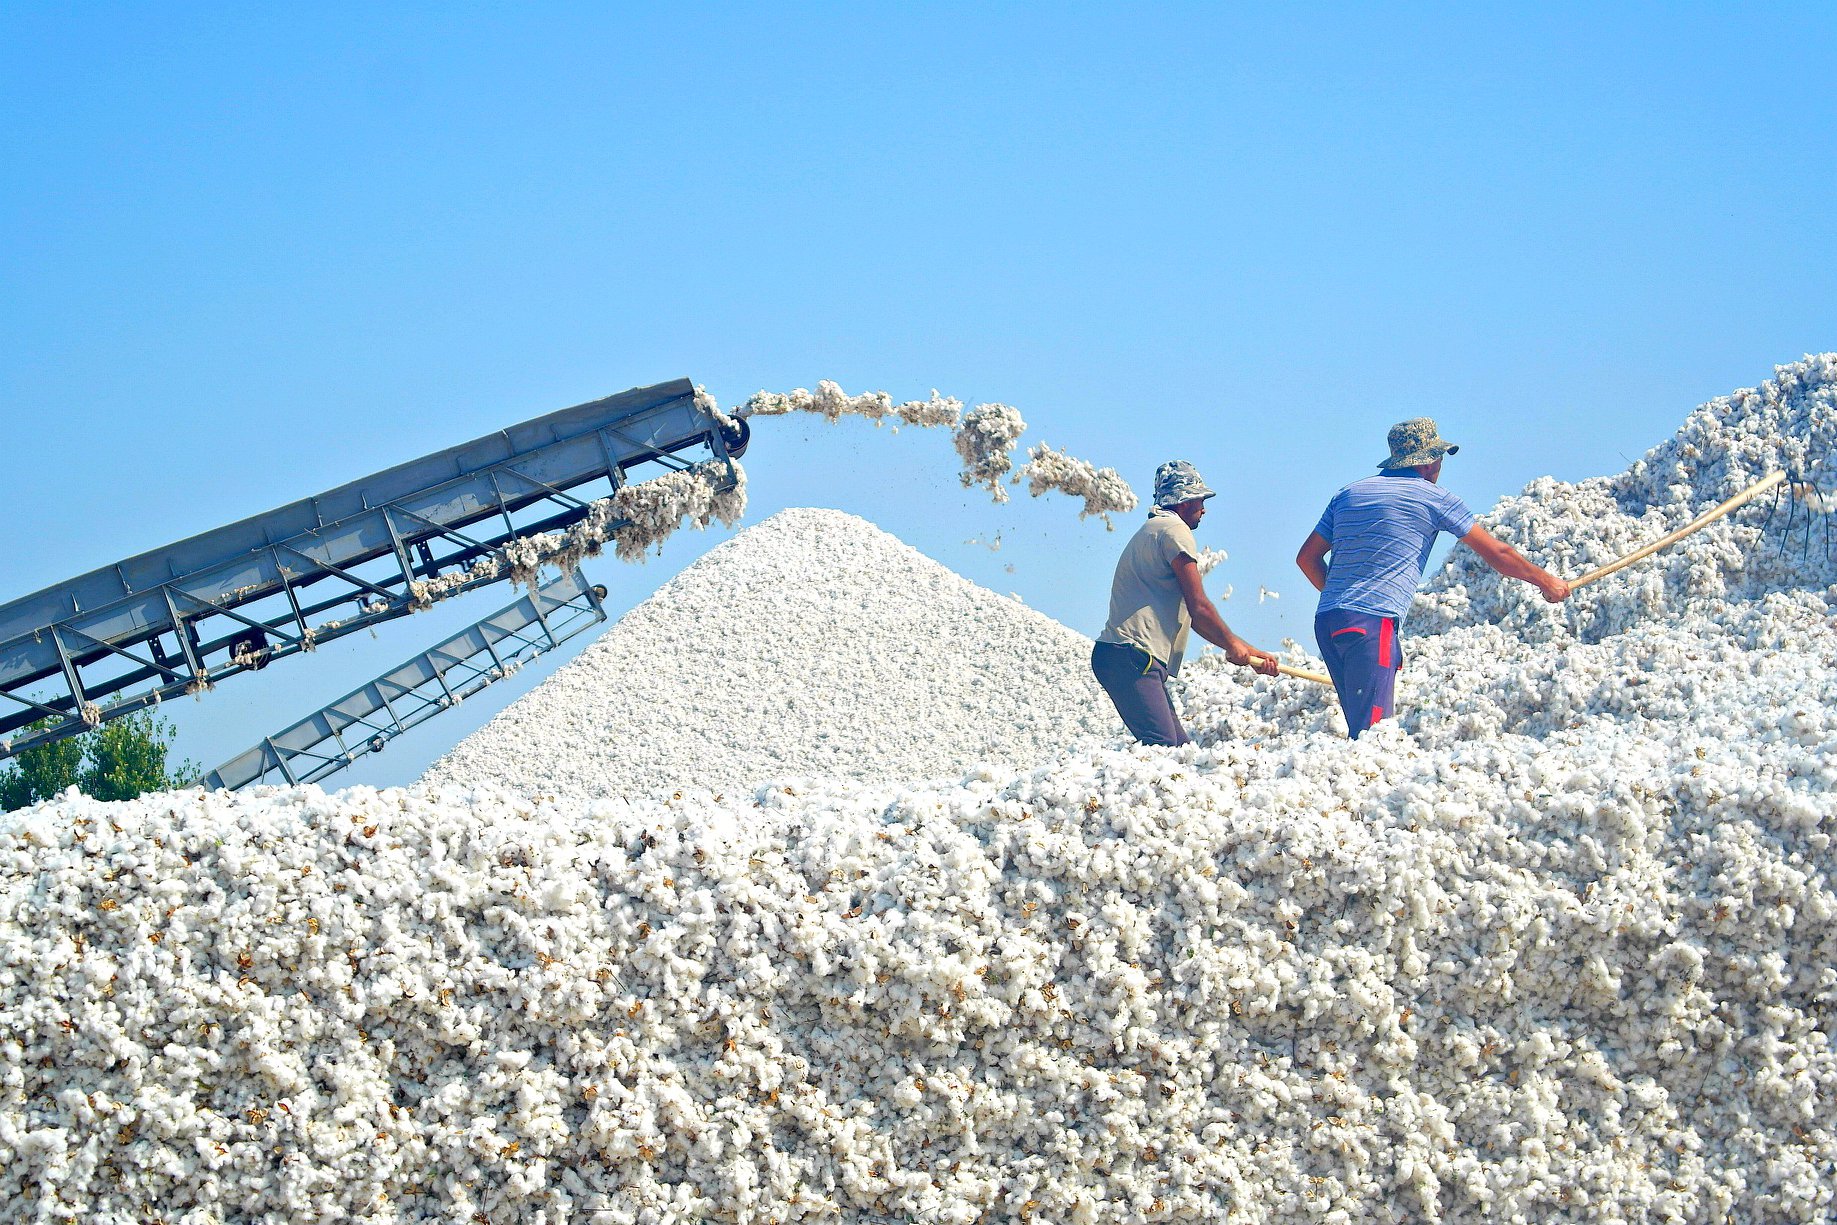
top-left (1379, 417), bottom-right (1460, 470)
top-left (1153, 460), bottom-right (1216, 508)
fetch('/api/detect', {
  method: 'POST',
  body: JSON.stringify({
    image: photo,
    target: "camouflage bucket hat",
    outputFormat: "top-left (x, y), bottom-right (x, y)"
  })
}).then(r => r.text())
top-left (1153, 460), bottom-right (1216, 508)
top-left (1379, 417), bottom-right (1460, 470)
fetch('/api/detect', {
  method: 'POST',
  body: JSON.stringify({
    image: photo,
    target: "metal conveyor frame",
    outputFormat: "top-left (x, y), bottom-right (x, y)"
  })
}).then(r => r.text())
top-left (203, 568), bottom-right (608, 790)
top-left (0, 377), bottom-right (742, 758)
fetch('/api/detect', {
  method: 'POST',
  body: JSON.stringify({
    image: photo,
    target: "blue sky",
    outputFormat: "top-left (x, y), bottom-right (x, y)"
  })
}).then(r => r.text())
top-left (3, 3), bottom-right (1833, 787)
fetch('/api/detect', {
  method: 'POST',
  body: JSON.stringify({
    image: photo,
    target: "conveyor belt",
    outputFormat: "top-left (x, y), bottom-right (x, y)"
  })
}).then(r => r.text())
top-left (1, 378), bottom-right (744, 758)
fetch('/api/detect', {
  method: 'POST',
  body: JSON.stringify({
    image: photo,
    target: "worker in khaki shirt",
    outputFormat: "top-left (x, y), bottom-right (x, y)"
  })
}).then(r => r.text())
top-left (1093, 460), bottom-right (1279, 746)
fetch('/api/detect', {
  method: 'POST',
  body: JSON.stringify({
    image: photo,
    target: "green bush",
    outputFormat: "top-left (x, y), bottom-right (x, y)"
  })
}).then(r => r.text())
top-left (1, 713), bottom-right (197, 812)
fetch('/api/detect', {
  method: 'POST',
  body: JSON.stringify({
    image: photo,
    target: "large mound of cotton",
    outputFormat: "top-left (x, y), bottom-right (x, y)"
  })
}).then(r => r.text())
top-left (424, 508), bottom-right (1112, 802)
top-left (1415, 353), bottom-right (1837, 642)
top-left (5, 674), bottom-right (1832, 1222)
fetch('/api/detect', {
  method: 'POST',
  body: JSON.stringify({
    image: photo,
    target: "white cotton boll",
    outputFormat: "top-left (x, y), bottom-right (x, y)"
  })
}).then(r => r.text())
top-left (1015, 443), bottom-right (1139, 527)
top-left (954, 403), bottom-right (1027, 501)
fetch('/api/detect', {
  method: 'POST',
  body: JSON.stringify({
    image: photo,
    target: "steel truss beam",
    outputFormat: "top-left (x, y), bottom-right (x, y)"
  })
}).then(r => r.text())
top-left (204, 569), bottom-right (607, 790)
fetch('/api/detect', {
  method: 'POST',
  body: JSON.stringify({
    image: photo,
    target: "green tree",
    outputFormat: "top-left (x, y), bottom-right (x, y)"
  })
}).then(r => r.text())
top-left (1, 713), bottom-right (196, 811)
top-left (0, 721), bottom-right (86, 810)
top-left (81, 712), bottom-right (195, 801)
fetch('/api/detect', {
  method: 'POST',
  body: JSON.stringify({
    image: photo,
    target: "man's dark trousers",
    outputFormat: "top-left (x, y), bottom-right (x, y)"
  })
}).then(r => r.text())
top-left (1091, 641), bottom-right (1190, 747)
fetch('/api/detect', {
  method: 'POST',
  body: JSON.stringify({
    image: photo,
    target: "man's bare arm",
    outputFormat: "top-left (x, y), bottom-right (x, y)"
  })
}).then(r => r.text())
top-left (1172, 555), bottom-right (1280, 675)
top-left (1460, 524), bottom-right (1571, 603)
top-left (1296, 531), bottom-right (1331, 592)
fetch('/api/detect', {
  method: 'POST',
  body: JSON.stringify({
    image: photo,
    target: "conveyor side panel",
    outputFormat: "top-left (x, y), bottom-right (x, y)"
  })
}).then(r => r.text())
top-left (203, 569), bottom-right (607, 790)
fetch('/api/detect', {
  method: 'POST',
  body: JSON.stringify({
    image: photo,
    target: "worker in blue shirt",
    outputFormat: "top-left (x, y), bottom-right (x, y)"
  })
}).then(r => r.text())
top-left (1296, 418), bottom-right (1570, 738)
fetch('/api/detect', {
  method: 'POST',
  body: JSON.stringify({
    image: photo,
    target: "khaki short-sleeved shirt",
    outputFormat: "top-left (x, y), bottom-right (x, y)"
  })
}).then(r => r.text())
top-left (1097, 509), bottom-right (1201, 675)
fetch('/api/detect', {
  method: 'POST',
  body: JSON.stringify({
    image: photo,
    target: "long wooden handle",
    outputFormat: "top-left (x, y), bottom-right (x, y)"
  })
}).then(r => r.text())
top-left (1277, 663), bottom-right (1333, 686)
top-left (1569, 469), bottom-right (1787, 590)
top-left (1228, 660), bottom-right (1333, 686)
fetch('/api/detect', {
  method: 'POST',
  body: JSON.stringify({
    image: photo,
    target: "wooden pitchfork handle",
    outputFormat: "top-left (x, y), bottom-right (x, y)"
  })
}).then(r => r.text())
top-left (1230, 660), bottom-right (1332, 686)
top-left (1568, 469), bottom-right (1787, 590)
top-left (1276, 663), bottom-right (1333, 686)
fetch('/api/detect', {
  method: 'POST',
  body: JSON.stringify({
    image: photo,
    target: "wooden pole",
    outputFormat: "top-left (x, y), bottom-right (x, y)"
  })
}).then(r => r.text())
top-left (1568, 469), bottom-right (1787, 590)
top-left (1276, 663), bottom-right (1333, 687)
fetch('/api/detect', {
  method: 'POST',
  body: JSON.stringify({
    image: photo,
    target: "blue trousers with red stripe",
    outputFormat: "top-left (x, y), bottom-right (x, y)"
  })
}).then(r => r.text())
top-left (1314, 610), bottom-right (1399, 739)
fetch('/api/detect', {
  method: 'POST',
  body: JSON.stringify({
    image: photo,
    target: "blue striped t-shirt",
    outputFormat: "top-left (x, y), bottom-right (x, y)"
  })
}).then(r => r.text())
top-left (1313, 472), bottom-right (1477, 618)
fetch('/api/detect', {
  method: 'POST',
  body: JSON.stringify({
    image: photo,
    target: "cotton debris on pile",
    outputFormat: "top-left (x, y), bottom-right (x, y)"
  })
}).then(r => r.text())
top-left (4, 359), bottom-right (1837, 1224)
top-left (1194, 546), bottom-right (1228, 577)
top-left (427, 508), bottom-right (1113, 803)
top-left (1411, 352), bottom-right (1837, 643)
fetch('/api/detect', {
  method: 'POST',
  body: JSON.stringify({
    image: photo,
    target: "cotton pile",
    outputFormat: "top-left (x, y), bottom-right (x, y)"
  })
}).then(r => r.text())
top-left (425, 508), bottom-right (1113, 803)
top-left (1413, 352), bottom-right (1836, 643)
top-left (3, 359), bottom-right (1835, 1224)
